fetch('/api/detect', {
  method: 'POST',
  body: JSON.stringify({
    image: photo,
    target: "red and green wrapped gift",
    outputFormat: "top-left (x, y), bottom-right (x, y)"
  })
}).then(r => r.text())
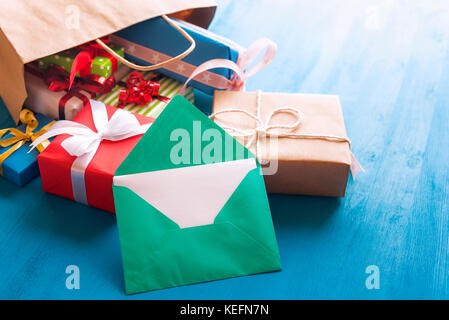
top-left (26, 39), bottom-right (123, 120)
top-left (38, 41), bottom-right (124, 81)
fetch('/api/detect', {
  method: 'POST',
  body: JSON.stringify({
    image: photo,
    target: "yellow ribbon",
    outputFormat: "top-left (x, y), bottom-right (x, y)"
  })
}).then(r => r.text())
top-left (0, 109), bottom-right (54, 176)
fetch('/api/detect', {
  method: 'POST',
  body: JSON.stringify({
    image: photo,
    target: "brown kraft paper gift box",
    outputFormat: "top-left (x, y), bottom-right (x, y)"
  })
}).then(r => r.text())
top-left (212, 91), bottom-right (353, 197)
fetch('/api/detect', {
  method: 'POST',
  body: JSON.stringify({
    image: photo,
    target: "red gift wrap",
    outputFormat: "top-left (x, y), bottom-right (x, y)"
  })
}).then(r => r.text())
top-left (37, 102), bottom-right (154, 213)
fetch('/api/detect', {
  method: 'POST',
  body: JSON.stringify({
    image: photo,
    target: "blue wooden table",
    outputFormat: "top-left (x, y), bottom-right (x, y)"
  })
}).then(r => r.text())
top-left (1, 0), bottom-right (448, 299)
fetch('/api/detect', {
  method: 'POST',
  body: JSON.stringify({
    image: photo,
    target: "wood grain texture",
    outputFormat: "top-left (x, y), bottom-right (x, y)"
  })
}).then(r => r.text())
top-left (0, 0), bottom-right (448, 299)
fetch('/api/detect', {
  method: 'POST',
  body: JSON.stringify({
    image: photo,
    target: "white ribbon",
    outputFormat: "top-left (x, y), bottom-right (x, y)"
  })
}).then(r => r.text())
top-left (31, 100), bottom-right (151, 204)
top-left (210, 90), bottom-right (365, 179)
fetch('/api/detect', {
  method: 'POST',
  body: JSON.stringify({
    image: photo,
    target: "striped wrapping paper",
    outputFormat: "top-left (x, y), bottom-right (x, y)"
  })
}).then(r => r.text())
top-left (95, 70), bottom-right (194, 118)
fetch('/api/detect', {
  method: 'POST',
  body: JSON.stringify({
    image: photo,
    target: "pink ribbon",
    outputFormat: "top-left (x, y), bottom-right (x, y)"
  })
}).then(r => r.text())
top-left (181, 38), bottom-right (277, 93)
top-left (110, 35), bottom-right (277, 93)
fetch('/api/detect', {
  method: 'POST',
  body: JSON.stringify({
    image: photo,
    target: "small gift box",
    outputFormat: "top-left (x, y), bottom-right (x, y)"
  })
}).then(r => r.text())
top-left (111, 17), bottom-right (276, 95)
top-left (0, 109), bottom-right (53, 186)
top-left (38, 42), bottom-right (124, 80)
top-left (24, 62), bottom-right (131, 121)
top-left (211, 91), bottom-right (364, 197)
top-left (112, 96), bottom-right (281, 294)
top-left (24, 67), bottom-right (95, 120)
top-left (95, 67), bottom-right (194, 118)
top-left (34, 100), bottom-right (154, 213)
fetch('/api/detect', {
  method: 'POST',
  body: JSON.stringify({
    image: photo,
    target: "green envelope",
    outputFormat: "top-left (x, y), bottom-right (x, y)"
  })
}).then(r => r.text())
top-left (112, 96), bottom-right (281, 294)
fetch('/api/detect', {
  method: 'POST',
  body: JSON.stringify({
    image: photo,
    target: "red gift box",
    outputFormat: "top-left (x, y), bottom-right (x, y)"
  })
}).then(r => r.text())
top-left (37, 101), bottom-right (154, 213)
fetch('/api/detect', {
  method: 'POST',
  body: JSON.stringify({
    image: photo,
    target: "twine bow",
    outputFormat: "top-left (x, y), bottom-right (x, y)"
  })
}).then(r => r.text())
top-left (210, 90), bottom-right (365, 178)
top-left (0, 109), bottom-right (54, 176)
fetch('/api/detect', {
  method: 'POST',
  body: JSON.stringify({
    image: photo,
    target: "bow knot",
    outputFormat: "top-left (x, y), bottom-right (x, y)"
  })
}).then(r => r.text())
top-left (254, 126), bottom-right (266, 135)
top-left (118, 72), bottom-right (168, 107)
top-left (210, 105), bottom-right (303, 155)
top-left (30, 100), bottom-right (151, 158)
top-left (229, 75), bottom-right (245, 91)
top-left (39, 64), bottom-right (115, 94)
top-left (0, 109), bottom-right (54, 176)
top-left (29, 100), bottom-right (152, 205)
top-left (69, 37), bottom-right (117, 91)
top-left (77, 40), bottom-right (107, 59)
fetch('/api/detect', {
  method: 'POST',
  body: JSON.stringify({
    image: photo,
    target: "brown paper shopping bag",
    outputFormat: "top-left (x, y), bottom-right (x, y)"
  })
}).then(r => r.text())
top-left (0, 0), bottom-right (216, 123)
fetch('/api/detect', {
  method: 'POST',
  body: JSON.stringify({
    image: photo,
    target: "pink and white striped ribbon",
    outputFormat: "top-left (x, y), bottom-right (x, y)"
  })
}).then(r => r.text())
top-left (181, 38), bottom-right (277, 93)
top-left (110, 34), bottom-right (277, 93)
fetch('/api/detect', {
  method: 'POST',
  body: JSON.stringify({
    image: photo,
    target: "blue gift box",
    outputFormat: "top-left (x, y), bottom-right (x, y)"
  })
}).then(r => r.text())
top-left (0, 110), bottom-right (53, 187)
top-left (193, 89), bottom-right (213, 115)
top-left (111, 16), bottom-right (242, 95)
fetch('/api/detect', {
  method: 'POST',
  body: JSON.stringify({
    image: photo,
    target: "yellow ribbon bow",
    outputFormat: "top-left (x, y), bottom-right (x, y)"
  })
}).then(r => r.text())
top-left (0, 109), bottom-right (54, 176)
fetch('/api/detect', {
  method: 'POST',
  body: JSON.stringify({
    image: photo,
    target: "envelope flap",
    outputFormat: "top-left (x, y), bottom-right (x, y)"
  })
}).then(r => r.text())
top-left (114, 184), bottom-right (180, 242)
top-left (115, 95), bottom-right (254, 177)
top-left (214, 166), bottom-right (279, 254)
top-left (113, 158), bottom-right (257, 228)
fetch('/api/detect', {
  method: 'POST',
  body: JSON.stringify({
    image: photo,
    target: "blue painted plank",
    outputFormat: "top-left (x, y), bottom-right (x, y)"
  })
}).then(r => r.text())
top-left (0, 0), bottom-right (448, 299)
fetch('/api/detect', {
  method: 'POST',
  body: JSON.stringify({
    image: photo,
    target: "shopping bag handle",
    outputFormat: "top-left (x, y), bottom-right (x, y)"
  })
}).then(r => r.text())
top-left (95, 15), bottom-right (195, 71)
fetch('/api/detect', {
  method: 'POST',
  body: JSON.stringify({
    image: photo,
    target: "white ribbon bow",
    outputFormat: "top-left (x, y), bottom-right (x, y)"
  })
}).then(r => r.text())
top-left (31, 100), bottom-right (151, 204)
